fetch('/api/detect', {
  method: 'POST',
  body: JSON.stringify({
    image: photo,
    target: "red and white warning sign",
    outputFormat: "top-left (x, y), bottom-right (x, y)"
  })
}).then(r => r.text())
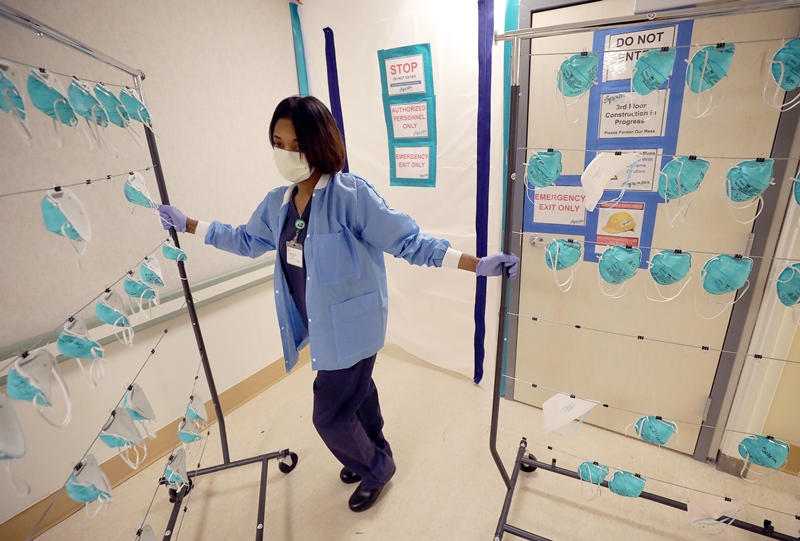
top-left (395, 146), bottom-right (430, 179)
top-left (390, 102), bottom-right (429, 138)
top-left (385, 54), bottom-right (426, 95)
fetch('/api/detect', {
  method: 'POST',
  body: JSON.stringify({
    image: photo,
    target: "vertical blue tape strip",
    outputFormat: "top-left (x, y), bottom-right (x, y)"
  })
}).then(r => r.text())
top-left (475, 0), bottom-right (494, 384)
top-left (290, 3), bottom-right (309, 97)
top-left (324, 27), bottom-right (349, 173)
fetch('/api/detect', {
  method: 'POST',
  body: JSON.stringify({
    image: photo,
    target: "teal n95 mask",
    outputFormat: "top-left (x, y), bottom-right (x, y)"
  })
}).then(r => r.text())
top-left (178, 418), bottom-right (204, 448)
top-left (140, 256), bottom-right (165, 288)
top-left (186, 392), bottom-right (208, 427)
top-left (725, 158), bottom-right (774, 224)
top-left (646, 250), bottom-right (692, 302)
top-left (124, 273), bottom-right (159, 319)
top-left (99, 408), bottom-right (146, 470)
top-left (687, 494), bottom-right (745, 536)
top-left (163, 238), bottom-right (188, 262)
top-left (41, 188), bottom-right (92, 258)
top-left (627, 415), bottom-right (678, 447)
top-left (119, 87), bottom-right (154, 131)
top-left (541, 393), bottom-right (597, 435)
top-left (57, 316), bottom-right (105, 388)
top-left (94, 82), bottom-right (140, 145)
top-left (608, 471), bottom-right (645, 498)
top-left (0, 393), bottom-right (31, 497)
top-left (657, 156), bottom-right (710, 226)
top-left (577, 461), bottom-right (608, 501)
top-left (6, 348), bottom-right (71, 428)
top-left (27, 68), bottom-right (77, 147)
top-left (164, 448), bottom-right (189, 492)
top-left (695, 254), bottom-right (753, 320)
top-left (273, 148), bottom-right (314, 183)
top-left (123, 384), bottom-right (157, 439)
top-left (556, 51), bottom-right (598, 123)
top-left (685, 43), bottom-right (735, 118)
top-left (96, 290), bottom-right (134, 347)
top-left (65, 454), bottom-right (113, 518)
top-left (124, 171), bottom-right (158, 212)
top-left (0, 59), bottom-right (31, 143)
top-left (632, 47), bottom-right (676, 96)
top-left (763, 38), bottom-right (800, 111)
top-left (738, 435), bottom-right (789, 483)
top-left (597, 245), bottom-right (642, 298)
top-left (67, 77), bottom-right (112, 152)
top-left (776, 264), bottom-right (800, 323)
top-left (545, 239), bottom-right (582, 292)
top-left (525, 149), bottom-right (563, 189)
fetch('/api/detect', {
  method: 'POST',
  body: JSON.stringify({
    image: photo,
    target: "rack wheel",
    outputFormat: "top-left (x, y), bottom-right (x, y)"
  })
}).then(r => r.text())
top-left (278, 452), bottom-right (298, 474)
top-left (520, 454), bottom-right (537, 473)
top-left (168, 488), bottom-right (177, 503)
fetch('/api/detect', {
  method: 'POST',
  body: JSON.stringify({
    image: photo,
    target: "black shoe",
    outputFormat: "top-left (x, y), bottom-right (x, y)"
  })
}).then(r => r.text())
top-left (348, 482), bottom-right (385, 512)
top-left (340, 467), bottom-right (361, 484)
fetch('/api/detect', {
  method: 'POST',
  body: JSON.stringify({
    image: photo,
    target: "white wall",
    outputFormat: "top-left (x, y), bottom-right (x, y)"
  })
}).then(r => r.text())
top-left (297, 0), bottom-right (506, 384)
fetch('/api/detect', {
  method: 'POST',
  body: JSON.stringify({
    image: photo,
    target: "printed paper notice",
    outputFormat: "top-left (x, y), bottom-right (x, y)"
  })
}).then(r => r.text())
top-left (385, 54), bottom-right (426, 95)
top-left (595, 201), bottom-right (645, 254)
top-left (395, 147), bottom-right (430, 179)
top-left (391, 102), bottom-right (429, 138)
top-left (606, 149), bottom-right (660, 191)
top-left (599, 91), bottom-right (668, 139)
top-left (603, 26), bottom-right (677, 82)
top-left (532, 187), bottom-right (586, 226)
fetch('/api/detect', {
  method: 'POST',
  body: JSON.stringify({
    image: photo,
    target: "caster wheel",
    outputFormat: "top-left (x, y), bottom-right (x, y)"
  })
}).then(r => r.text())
top-left (278, 452), bottom-right (299, 474)
top-left (168, 488), bottom-right (177, 503)
top-left (520, 454), bottom-right (537, 473)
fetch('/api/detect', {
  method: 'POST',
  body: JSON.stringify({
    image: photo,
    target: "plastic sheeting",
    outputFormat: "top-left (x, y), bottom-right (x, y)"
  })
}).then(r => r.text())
top-left (297, 0), bottom-right (506, 382)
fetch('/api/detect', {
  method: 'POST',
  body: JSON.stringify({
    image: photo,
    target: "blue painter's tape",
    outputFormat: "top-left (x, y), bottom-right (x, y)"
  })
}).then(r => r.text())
top-left (290, 3), bottom-right (309, 97)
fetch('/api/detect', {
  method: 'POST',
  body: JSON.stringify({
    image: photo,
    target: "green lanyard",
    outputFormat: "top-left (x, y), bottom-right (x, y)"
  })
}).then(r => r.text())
top-left (292, 218), bottom-right (306, 242)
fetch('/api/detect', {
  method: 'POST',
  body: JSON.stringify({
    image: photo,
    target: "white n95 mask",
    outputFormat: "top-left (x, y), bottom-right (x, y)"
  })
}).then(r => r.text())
top-left (273, 148), bottom-right (314, 183)
top-left (163, 448), bottom-right (189, 491)
top-left (0, 393), bottom-right (31, 497)
top-left (65, 454), bottom-right (113, 518)
top-left (6, 348), bottom-right (72, 428)
top-left (123, 384), bottom-right (157, 439)
top-left (99, 407), bottom-right (146, 470)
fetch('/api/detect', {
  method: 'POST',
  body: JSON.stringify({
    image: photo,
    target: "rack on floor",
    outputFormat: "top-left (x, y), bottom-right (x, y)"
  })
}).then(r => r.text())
top-left (0, 4), bottom-right (298, 540)
top-left (489, 1), bottom-right (800, 540)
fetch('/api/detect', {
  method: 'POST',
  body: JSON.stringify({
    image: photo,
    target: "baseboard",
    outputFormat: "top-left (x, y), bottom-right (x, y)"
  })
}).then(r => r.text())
top-left (0, 350), bottom-right (309, 541)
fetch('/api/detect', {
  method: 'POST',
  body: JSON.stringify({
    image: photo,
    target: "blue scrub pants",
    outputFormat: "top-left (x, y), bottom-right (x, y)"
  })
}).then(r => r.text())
top-left (312, 354), bottom-right (395, 489)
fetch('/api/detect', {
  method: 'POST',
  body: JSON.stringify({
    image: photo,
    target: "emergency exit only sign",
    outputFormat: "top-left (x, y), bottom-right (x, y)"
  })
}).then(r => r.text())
top-left (603, 25), bottom-right (677, 81)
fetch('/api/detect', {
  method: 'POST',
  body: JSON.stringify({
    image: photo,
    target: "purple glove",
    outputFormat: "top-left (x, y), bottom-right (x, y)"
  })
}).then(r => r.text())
top-left (476, 252), bottom-right (520, 279)
top-left (158, 204), bottom-right (187, 232)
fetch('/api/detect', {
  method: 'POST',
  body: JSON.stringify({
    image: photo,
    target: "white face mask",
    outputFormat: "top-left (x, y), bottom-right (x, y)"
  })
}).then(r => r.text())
top-left (273, 148), bottom-right (314, 184)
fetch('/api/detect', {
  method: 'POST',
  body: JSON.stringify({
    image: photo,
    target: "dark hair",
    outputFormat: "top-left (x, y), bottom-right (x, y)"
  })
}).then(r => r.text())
top-left (269, 96), bottom-right (346, 175)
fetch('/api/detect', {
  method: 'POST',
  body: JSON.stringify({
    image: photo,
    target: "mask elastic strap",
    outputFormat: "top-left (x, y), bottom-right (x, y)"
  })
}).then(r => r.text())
top-left (120, 104), bottom-right (142, 146)
top-left (113, 316), bottom-right (135, 348)
top-left (630, 71), bottom-right (666, 125)
top-left (84, 492), bottom-right (111, 519)
top-left (138, 419), bottom-right (158, 440)
top-left (3, 87), bottom-right (32, 144)
top-left (39, 365), bottom-right (72, 428)
top-left (75, 358), bottom-right (99, 389)
top-left (693, 507), bottom-right (743, 536)
top-left (662, 160), bottom-right (695, 227)
top-left (739, 449), bottom-right (787, 483)
top-left (552, 409), bottom-right (593, 436)
top-left (120, 442), bottom-right (146, 470)
top-left (694, 277), bottom-right (750, 320)
top-left (725, 178), bottom-right (766, 225)
top-left (555, 70), bottom-right (589, 125)
top-left (597, 269), bottom-right (630, 299)
top-left (762, 59), bottom-right (800, 112)
top-left (5, 459), bottom-right (31, 497)
top-left (578, 467), bottom-right (602, 501)
top-left (687, 50), bottom-right (730, 119)
top-left (646, 274), bottom-right (692, 303)
top-left (549, 243), bottom-right (581, 292)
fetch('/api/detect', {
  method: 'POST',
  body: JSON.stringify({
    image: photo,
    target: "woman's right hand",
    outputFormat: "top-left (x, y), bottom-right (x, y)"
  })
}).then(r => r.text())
top-left (158, 204), bottom-right (188, 232)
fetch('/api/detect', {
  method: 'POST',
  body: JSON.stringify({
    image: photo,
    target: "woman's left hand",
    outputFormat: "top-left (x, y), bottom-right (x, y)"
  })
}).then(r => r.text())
top-left (476, 253), bottom-right (519, 279)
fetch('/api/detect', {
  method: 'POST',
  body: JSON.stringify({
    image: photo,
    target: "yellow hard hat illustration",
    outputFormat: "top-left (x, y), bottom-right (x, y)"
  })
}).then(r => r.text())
top-left (602, 211), bottom-right (636, 234)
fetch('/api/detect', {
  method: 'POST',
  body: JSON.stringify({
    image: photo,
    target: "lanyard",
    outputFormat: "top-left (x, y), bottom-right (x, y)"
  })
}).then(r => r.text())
top-left (292, 218), bottom-right (306, 242)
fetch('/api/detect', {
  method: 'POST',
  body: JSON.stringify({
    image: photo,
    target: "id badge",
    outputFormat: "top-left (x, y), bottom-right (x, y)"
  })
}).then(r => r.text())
top-left (286, 241), bottom-right (304, 268)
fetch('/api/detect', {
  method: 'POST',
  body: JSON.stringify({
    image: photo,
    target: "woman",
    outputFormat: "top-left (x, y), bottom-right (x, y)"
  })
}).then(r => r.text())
top-left (158, 96), bottom-right (518, 513)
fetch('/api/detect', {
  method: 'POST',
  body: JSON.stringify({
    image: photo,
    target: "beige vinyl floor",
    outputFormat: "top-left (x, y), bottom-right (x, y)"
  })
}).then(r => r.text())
top-left (37, 345), bottom-right (798, 541)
